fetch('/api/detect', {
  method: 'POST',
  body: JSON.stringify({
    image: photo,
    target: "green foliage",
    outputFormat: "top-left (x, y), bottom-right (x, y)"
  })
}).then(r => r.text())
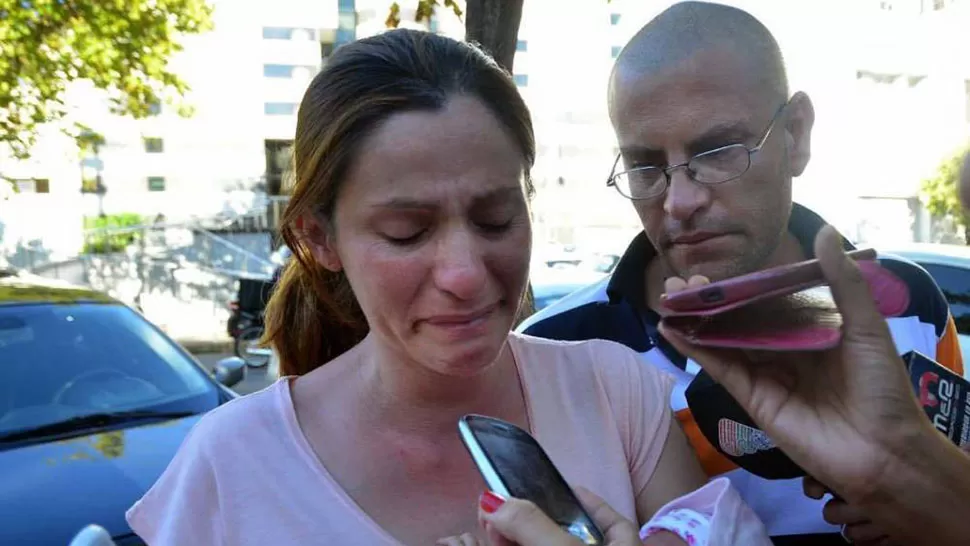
top-left (0, 0), bottom-right (214, 159)
top-left (386, 0), bottom-right (463, 28)
top-left (82, 212), bottom-right (144, 254)
top-left (921, 145), bottom-right (970, 241)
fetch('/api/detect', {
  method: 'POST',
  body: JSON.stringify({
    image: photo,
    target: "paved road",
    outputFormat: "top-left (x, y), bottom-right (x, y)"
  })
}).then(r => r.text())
top-left (196, 352), bottom-right (276, 395)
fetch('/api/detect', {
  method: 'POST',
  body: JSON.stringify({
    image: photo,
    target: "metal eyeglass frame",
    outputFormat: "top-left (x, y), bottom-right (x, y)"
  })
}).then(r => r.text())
top-left (606, 103), bottom-right (788, 201)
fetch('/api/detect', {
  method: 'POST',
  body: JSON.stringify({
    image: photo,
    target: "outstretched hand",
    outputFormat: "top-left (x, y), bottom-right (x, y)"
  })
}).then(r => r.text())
top-left (658, 225), bottom-right (931, 505)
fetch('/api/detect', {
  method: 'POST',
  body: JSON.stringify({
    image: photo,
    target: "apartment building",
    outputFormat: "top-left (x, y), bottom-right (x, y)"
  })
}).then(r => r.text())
top-left (4, 0), bottom-right (969, 259)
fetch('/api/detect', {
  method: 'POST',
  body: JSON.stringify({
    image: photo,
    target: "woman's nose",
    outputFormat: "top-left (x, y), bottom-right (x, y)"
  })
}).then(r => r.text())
top-left (432, 232), bottom-right (488, 301)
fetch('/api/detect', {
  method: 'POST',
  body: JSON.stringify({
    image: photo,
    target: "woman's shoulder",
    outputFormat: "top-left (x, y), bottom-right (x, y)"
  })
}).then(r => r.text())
top-left (511, 331), bottom-right (646, 369)
top-left (184, 379), bottom-right (290, 452)
top-left (510, 332), bottom-right (669, 390)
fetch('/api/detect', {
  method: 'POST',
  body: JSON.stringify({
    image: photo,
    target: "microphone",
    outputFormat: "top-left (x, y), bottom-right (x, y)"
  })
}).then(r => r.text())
top-left (685, 350), bottom-right (970, 480)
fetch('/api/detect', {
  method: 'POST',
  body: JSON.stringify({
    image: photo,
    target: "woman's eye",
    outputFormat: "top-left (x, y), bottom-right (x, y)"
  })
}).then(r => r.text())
top-left (384, 231), bottom-right (425, 245)
top-left (477, 220), bottom-right (512, 233)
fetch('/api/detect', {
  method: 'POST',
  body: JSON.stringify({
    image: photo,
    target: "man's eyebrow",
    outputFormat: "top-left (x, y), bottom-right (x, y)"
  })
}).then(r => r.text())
top-left (618, 121), bottom-right (755, 160)
top-left (619, 145), bottom-right (664, 158)
top-left (687, 122), bottom-right (756, 154)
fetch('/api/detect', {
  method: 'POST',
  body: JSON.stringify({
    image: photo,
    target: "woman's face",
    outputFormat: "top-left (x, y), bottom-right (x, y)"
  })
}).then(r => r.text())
top-left (314, 95), bottom-right (532, 377)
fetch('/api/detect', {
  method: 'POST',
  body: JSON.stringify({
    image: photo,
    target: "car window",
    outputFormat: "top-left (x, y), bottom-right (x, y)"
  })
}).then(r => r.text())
top-left (919, 263), bottom-right (970, 335)
top-left (0, 303), bottom-right (217, 434)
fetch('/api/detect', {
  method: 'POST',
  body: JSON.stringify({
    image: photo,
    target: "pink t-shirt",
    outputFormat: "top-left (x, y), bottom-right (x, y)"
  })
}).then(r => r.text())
top-left (126, 334), bottom-right (674, 545)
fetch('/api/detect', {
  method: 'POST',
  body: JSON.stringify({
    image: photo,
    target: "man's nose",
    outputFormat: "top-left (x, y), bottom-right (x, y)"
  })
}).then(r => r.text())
top-left (663, 167), bottom-right (711, 221)
top-left (432, 230), bottom-right (488, 300)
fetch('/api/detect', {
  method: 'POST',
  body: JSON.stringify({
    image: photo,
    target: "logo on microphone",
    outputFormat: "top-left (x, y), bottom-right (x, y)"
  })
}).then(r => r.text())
top-left (718, 418), bottom-right (776, 457)
top-left (919, 371), bottom-right (940, 408)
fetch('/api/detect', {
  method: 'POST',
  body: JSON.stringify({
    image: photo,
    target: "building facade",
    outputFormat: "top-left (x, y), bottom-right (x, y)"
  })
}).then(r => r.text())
top-left (3, 0), bottom-right (970, 265)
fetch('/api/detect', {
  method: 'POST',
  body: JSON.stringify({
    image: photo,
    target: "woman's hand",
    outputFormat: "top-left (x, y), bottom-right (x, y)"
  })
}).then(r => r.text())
top-left (476, 489), bottom-right (654, 546)
top-left (658, 225), bottom-right (933, 505)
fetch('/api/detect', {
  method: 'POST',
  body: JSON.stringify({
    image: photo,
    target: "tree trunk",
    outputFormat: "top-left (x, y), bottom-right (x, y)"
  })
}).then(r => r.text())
top-left (464, 0), bottom-right (524, 73)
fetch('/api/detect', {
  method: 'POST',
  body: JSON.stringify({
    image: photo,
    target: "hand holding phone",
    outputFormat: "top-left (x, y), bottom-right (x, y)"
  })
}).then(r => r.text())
top-left (458, 414), bottom-right (605, 545)
top-left (658, 249), bottom-right (911, 351)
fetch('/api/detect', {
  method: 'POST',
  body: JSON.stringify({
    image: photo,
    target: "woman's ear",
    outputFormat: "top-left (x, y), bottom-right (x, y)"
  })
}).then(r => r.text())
top-left (296, 214), bottom-right (342, 272)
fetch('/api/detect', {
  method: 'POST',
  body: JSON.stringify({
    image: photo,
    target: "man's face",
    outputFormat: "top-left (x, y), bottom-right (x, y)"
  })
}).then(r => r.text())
top-left (610, 49), bottom-right (814, 281)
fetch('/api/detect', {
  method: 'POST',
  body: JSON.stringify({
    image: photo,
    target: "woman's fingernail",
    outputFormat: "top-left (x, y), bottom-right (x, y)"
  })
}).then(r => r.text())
top-left (479, 491), bottom-right (506, 514)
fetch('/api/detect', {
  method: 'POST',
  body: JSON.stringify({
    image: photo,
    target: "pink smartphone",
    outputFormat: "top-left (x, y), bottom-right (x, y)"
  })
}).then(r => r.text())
top-left (660, 248), bottom-right (877, 314)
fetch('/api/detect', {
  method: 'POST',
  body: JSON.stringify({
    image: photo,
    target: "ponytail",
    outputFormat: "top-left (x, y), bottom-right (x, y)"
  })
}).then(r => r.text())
top-left (261, 240), bottom-right (368, 376)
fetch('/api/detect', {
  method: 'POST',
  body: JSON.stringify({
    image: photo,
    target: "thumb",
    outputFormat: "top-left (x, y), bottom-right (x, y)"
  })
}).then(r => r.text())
top-left (573, 487), bottom-right (640, 542)
top-left (481, 497), bottom-right (577, 545)
top-left (815, 225), bottom-right (890, 337)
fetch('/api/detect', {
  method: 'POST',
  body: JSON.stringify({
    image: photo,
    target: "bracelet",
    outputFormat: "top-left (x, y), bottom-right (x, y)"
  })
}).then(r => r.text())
top-left (640, 508), bottom-right (711, 545)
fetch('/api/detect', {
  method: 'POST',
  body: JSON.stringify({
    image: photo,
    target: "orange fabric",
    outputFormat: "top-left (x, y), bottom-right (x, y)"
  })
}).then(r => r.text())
top-left (936, 316), bottom-right (964, 377)
top-left (676, 407), bottom-right (738, 477)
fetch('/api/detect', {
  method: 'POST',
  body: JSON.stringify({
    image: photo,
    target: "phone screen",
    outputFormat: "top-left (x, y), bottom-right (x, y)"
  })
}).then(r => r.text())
top-left (464, 417), bottom-right (604, 545)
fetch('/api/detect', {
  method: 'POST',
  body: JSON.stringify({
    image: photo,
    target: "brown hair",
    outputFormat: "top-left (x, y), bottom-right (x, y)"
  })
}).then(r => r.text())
top-left (262, 29), bottom-right (535, 377)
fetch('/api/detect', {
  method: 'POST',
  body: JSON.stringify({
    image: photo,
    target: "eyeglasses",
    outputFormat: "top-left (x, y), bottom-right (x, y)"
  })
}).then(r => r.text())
top-left (606, 104), bottom-right (787, 201)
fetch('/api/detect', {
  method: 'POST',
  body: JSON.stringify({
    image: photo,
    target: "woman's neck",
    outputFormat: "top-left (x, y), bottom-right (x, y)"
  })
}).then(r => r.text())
top-left (356, 334), bottom-right (526, 437)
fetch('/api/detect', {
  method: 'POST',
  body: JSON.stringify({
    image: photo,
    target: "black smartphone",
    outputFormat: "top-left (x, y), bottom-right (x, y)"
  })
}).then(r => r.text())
top-left (457, 414), bottom-right (605, 545)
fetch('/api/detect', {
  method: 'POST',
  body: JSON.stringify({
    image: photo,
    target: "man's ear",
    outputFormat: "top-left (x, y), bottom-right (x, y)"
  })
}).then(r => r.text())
top-left (785, 91), bottom-right (815, 177)
top-left (296, 214), bottom-right (342, 272)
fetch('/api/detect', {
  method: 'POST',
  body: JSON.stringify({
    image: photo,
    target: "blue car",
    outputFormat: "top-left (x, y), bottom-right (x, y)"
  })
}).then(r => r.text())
top-left (0, 273), bottom-right (244, 546)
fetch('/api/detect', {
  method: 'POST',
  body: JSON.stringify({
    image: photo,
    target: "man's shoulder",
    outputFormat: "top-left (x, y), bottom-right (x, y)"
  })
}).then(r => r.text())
top-left (876, 253), bottom-right (950, 335)
top-left (518, 277), bottom-right (655, 352)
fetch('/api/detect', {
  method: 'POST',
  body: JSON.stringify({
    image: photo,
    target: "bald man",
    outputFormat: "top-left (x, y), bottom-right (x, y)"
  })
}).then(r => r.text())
top-left (518, 2), bottom-right (964, 545)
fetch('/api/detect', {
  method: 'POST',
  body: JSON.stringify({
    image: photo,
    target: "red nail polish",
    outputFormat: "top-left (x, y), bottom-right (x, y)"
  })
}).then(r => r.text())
top-left (479, 491), bottom-right (506, 514)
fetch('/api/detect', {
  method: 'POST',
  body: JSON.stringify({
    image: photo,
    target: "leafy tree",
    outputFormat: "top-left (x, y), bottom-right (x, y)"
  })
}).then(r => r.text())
top-left (386, 0), bottom-right (523, 72)
top-left (0, 0), bottom-right (214, 161)
top-left (921, 144), bottom-right (970, 245)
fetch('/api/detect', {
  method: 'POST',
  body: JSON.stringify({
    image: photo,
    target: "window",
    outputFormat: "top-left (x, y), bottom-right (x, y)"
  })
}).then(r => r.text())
top-left (337, 0), bottom-right (357, 44)
top-left (263, 27), bottom-right (292, 40)
top-left (919, 263), bottom-right (970, 334)
top-left (264, 102), bottom-right (297, 115)
top-left (13, 178), bottom-right (49, 193)
top-left (880, 1), bottom-right (893, 10)
top-left (611, 45), bottom-right (622, 59)
top-left (264, 64), bottom-right (295, 78)
top-left (148, 101), bottom-right (162, 116)
top-left (513, 74), bottom-right (528, 87)
top-left (147, 176), bottom-right (166, 192)
top-left (143, 137), bottom-right (164, 153)
top-left (610, 13), bottom-right (621, 25)
top-left (933, 0), bottom-right (946, 9)
top-left (262, 27), bottom-right (315, 40)
top-left (516, 40), bottom-right (528, 52)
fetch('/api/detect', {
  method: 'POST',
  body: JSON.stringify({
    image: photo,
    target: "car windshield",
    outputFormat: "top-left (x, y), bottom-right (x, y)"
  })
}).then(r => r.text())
top-left (0, 302), bottom-right (218, 436)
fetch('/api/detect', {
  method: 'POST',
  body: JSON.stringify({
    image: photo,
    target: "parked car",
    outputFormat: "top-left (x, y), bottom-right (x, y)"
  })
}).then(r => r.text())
top-left (879, 243), bottom-right (970, 367)
top-left (0, 274), bottom-right (244, 546)
top-left (533, 281), bottom-right (590, 311)
top-left (530, 265), bottom-right (608, 311)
